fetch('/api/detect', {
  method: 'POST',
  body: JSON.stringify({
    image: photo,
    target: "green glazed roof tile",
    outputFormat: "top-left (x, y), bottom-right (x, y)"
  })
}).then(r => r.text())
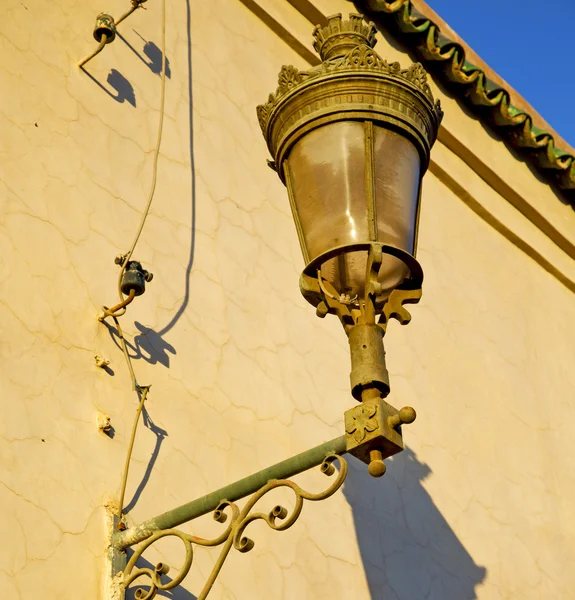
top-left (356, 0), bottom-right (575, 199)
top-left (554, 148), bottom-right (572, 159)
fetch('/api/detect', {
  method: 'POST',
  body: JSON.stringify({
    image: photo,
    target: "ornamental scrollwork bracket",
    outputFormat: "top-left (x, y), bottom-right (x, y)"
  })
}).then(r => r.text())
top-left (121, 455), bottom-right (348, 600)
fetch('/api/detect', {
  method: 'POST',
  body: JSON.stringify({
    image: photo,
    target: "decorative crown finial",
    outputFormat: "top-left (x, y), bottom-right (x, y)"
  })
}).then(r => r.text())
top-left (313, 13), bottom-right (377, 61)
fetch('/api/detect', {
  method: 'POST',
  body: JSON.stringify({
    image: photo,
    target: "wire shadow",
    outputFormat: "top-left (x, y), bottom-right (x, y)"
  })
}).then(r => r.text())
top-left (123, 405), bottom-right (168, 516)
top-left (133, 322), bottom-right (176, 367)
top-left (344, 448), bottom-right (486, 599)
top-left (117, 30), bottom-right (172, 78)
top-left (81, 66), bottom-right (136, 106)
top-left (102, 1), bottom-right (196, 351)
top-left (125, 553), bottom-right (198, 600)
top-left (102, 320), bottom-right (176, 368)
top-left (153, 0), bottom-right (196, 339)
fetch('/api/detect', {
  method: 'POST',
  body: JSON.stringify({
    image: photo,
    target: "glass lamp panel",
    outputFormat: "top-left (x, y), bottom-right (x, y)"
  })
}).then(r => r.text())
top-left (373, 125), bottom-right (421, 295)
top-left (287, 120), bottom-right (421, 302)
top-left (287, 121), bottom-right (369, 300)
top-left (288, 121), bottom-right (367, 259)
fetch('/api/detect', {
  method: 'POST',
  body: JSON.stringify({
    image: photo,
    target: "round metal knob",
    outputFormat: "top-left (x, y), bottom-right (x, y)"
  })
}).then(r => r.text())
top-left (367, 449), bottom-right (386, 478)
top-left (388, 406), bottom-right (417, 428)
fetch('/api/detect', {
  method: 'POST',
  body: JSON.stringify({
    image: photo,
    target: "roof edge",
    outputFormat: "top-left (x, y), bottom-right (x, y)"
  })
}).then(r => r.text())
top-left (352, 0), bottom-right (575, 202)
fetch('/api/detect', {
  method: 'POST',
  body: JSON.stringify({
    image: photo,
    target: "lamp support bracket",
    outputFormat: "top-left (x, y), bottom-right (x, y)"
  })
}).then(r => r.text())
top-left (299, 242), bottom-right (423, 333)
top-left (107, 402), bottom-right (415, 599)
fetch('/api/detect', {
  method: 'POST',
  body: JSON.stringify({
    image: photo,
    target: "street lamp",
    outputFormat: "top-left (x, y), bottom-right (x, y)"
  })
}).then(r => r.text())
top-left (258, 13), bottom-right (442, 476)
top-left (108, 14), bottom-right (444, 599)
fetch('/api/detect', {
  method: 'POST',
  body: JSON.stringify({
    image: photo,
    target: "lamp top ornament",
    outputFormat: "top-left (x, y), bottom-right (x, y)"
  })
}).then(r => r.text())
top-left (312, 12), bottom-right (377, 60)
top-left (257, 13), bottom-right (443, 179)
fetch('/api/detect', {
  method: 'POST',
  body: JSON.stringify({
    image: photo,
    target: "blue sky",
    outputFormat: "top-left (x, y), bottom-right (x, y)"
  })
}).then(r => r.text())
top-left (425, 0), bottom-right (575, 149)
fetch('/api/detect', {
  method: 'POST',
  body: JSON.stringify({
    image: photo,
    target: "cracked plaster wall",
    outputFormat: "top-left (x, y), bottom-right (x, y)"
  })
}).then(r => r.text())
top-left (0, 0), bottom-right (574, 598)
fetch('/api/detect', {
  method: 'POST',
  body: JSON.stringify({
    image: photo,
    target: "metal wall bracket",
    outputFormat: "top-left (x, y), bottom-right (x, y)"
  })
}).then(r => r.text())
top-left (107, 400), bottom-right (415, 599)
top-left (78, 1), bottom-right (148, 68)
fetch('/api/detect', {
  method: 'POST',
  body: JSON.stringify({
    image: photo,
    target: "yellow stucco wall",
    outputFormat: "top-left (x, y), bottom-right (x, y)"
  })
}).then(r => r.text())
top-left (1, 0), bottom-right (574, 598)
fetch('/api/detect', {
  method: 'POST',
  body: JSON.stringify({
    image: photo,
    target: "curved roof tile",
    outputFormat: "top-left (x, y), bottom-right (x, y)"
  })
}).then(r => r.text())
top-left (354, 0), bottom-right (575, 200)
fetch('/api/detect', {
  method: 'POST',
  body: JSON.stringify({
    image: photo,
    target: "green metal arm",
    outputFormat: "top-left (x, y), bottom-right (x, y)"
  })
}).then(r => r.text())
top-left (113, 434), bottom-right (347, 550)
top-left (111, 444), bottom-right (349, 599)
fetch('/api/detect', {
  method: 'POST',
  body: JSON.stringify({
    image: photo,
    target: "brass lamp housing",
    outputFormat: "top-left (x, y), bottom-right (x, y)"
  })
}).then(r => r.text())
top-left (257, 13), bottom-right (442, 419)
top-left (257, 13), bottom-right (442, 314)
top-left (258, 18), bottom-right (442, 180)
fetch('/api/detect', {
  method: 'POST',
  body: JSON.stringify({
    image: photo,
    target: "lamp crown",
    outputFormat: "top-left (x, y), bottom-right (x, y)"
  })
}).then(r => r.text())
top-left (257, 13), bottom-right (443, 178)
top-left (313, 13), bottom-right (377, 60)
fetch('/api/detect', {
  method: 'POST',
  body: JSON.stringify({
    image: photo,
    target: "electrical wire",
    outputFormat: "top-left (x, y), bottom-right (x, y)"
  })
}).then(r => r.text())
top-left (117, 385), bottom-right (150, 517)
top-left (111, 314), bottom-right (138, 391)
top-left (115, 0), bottom-right (167, 310)
top-left (78, 34), bottom-right (108, 68)
top-left (99, 288), bottom-right (136, 322)
top-left (113, 0), bottom-right (167, 520)
top-left (115, 0), bottom-right (147, 27)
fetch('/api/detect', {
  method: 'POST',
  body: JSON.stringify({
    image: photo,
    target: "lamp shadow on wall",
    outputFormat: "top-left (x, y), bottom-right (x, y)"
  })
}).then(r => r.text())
top-left (80, 66), bottom-right (137, 106)
top-left (344, 448), bottom-right (486, 599)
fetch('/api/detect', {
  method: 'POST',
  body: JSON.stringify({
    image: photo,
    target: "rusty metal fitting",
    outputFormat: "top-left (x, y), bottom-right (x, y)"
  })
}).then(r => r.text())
top-left (120, 261), bottom-right (153, 297)
top-left (348, 323), bottom-right (390, 400)
top-left (93, 13), bottom-right (116, 44)
top-left (345, 398), bottom-right (417, 477)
